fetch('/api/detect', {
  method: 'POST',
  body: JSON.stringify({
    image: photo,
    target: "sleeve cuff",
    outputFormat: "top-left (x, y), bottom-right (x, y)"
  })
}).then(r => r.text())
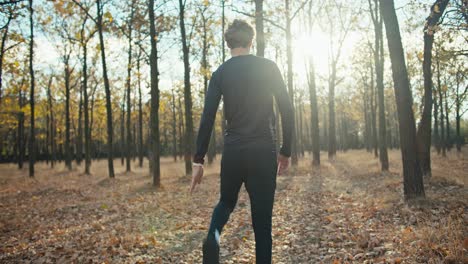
top-left (279, 147), bottom-right (291, 157)
top-left (193, 155), bottom-right (205, 165)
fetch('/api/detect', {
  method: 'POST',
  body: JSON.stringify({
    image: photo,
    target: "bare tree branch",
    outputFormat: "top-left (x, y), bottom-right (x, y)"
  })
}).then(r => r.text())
top-left (231, 8), bottom-right (286, 31)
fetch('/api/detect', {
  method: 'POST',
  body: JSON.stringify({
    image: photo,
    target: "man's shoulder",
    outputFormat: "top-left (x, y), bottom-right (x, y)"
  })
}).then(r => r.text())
top-left (216, 55), bottom-right (278, 72)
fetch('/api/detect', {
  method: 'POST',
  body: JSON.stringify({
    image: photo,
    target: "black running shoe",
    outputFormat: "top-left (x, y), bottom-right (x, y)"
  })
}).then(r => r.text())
top-left (202, 236), bottom-right (219, 264)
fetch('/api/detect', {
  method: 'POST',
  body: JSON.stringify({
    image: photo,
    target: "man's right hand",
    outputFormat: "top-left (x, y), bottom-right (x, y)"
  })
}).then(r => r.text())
top-left (277, 154), bottom-right (289, 175)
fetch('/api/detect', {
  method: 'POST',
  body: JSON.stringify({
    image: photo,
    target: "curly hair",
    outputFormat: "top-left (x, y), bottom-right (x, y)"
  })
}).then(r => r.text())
top-left (224, 19), bottom-right (255, 49)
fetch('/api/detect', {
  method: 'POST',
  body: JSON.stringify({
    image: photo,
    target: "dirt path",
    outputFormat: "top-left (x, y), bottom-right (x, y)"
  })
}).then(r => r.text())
top-left (0, 150), bottom-right (466, 263)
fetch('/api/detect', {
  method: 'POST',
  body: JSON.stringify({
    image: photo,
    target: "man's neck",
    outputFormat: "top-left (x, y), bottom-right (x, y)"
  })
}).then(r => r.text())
top-left (230, 47), bottom-right (251, 57)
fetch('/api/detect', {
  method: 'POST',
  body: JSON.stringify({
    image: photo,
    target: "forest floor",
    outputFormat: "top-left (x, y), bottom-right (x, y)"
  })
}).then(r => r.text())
top-left (0, 149), bottom-right (466, 264)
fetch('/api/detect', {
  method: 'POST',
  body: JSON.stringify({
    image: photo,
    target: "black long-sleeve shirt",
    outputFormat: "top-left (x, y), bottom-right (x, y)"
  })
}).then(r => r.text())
top-left (193, 54), bottom-right (294, 164)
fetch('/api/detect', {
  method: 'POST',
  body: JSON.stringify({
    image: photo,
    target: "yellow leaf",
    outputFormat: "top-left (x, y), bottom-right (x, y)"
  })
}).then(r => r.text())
top-left (434, 4), bottom-right (440, 13)
top-left (417, 52), bottom-right (423, 60)
top-left (104, 11), bottom-right (113, 23)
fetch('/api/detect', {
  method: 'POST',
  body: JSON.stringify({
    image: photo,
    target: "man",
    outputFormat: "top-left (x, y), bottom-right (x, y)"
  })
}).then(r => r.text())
top-left (190, 19), bottom-right (294, 264)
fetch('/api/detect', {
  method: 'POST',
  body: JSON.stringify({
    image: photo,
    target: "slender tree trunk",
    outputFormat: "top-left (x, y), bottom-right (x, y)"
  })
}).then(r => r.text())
top-left (82, 40), bottom-right (91, 174)
top-left (254, 0), bottom-right (265, 57)
top-left (416, 0), bottom-right (450, 176)
top-left (77, 78), bottom-right (83, 165)
top-left (46, 76), bottom-right (55, 168)
top-left (149, 0), bottom-right (160, 187)
top-left (380, 0), bottom-right (425, 200)
top-left (125, 1), bottom-right (134, 172)
top-left (323, 107), bottom-right (328, 150)
top-left (171, 90), bottom-right (177, 162)
top-left (285, 0), bottom-right (298, 164)
top-left (433, 90), bottom-right (440, 154)
top-left (220, 0), bottom-right (226, 146)
top-left (179, 0), bottom-right (194, 175)
top-left (28, 0), bottom-right (35, 177)
top-left (436, 48), bottom-right (446, 156)
top-left (370, 63), bottom-right (379, 158)
top-left (363, 88), bottom-right (372, 152)
top-left (120, 96), bottom-right (125, 165)
top-left (328, 65), bottom-right (339, 159)
top-left (97, 0), bottom-right (114, 178)
top-left (64, 53), bottom-right (72, 170)
top-left (201, 13), bottom-right (216, 164)
top-left (444, 88), bottom-right (450, 150)
top-left (0, 11), bottom-right (13, 105)
top-left (178, 95), bottom-right (184, 160)
top-left (370, 0), bottom-right (389, 170)
top-left (137, 47), bottom-right (144, 167)
top-left (308, 59), bottom-right (320, 165)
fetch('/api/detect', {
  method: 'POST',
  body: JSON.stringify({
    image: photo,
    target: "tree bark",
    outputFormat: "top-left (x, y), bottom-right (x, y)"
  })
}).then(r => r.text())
top-left (64, 52), bottom-right (72, 170)
top-left (171, 90), bottom-right (177, 161)
top-left (416, 0), bottom-right (450, 177)
top-left (285, 0), bottom-right (298, 164)
top-left (28, 0), bottom-right (35, 177)
top-left (369, 0), bottom-right (389, 170)
top-left (137, 46), bottom-right (144, 167)
top-left (179, 0), bottom-right (194, 175)
top-left (436, 48), bottom-right (446, 156)
top-left (97, 0), bottom-right (115, 178)
top-left (0, 10), bottom-right (13, 105)
top-left (380, 0), bottom-right (425, 200)
top-left (149, 0), bottom-right (160, 187)
top-left (254, 0), bottom-right (265, 57)
top-left (77, 76), bottom-right (83, 165)
top-left (46, 76), bottom-right (55, 168)
top-left (370, 62), bottom-right (379, 158)
top-left (125, 1), bottom-right (134, 172)
top-left (82, 34), bottom-right (91, 174)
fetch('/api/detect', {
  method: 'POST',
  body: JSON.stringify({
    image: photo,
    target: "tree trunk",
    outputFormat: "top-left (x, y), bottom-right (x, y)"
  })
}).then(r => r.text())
top-left (97, 0), bottom-right (115, 178)
top-left (178, 95), bottom-right (185, 159)
top-left (64, 52), bottom-right (72, 170)
top-left (370, 0), bottom-right (389, 170)
top-left (120, 96), bottom-right (125, 166)
top-left (179, 0), bottom-right (194, 175)
top-left (433, 91), bottom-right (440, 154)
top-left (46, 76), bottom-right (55, 168)
top-left (77, 77), bottom-right (83, 166)
top-left (171, 90), bottom-right (177, 162)
top-left (0, 11), bottom-right (13, 105)
top-left (125, 1), bottom-right (134, 172)
top-left (82, 39), bottom-right (91, 174)
top-left (436, 48), bottom-right (446, 156)
top-left (380, 0), bottom-right (425, 200)
top-left (416, 0), bottom-right (449, 176)
top-left (254, 0), bottom-right (265, 57)
top-left (285, 0), bottom-right (298, 164)
top-left (220, 0), bottom-right (226, 147)
top-left (370, 63), bottom-right (379, 158)
top-left (328, 62), bottom-right (337, 159)
top-left (137, 46), bottom-right (144, 167)
top-left (149, 0), bottom-right (160, 187)
top-left (28, 0), bottom-right (35, 177)
top-left (363, 87), bottom-right (372, 152)
top-left (444, 88), bottom-right (450, 150)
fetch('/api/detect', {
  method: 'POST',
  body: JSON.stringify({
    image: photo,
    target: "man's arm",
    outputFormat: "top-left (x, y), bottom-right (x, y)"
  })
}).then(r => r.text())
top-left (271, 63), bottom-right (294, 158)
top-left (193, 71), bottom-right (222, 164)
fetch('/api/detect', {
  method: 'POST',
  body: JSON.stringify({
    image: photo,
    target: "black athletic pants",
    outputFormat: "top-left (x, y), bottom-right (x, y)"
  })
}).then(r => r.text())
top-left (204, 141), bottom-right (277, 264)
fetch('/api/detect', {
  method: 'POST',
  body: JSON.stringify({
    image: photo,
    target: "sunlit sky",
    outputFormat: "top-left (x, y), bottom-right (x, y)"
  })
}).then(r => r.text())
top-left (29, 0), bottom-right (432, 103)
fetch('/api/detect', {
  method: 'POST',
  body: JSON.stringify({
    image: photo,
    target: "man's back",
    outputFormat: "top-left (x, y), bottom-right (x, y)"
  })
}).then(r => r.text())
top-left (194, 54), bottom-right (293, 163)
top-left (219, 54), bottom-right (281, 144)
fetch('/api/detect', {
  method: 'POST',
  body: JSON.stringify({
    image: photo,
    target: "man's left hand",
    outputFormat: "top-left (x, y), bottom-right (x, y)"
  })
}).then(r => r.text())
top-left (190, 164), bottom-right (204, 194)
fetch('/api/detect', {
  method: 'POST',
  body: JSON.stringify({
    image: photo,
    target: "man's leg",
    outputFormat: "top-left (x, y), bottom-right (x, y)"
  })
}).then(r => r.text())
top-left (204, 145), bottom-right (243, 263)
top-left (244, 145), bottom-right (277, 264)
